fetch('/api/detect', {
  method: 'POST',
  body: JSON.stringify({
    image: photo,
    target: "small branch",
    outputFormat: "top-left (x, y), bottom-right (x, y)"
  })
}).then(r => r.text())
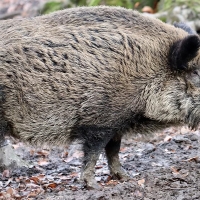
top-left (0, 11), bottom-right (22, 20)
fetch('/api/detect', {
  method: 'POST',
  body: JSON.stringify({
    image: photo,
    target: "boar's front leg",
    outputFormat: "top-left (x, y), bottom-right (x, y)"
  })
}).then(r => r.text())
top-left (105, 134), bottom-right (129, 180)
top-left (80, 126), bottom-right (115, 189)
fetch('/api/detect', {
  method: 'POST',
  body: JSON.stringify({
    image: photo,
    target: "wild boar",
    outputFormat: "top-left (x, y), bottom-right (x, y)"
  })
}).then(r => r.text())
top-left (0, 6), bottom-right (200, 189)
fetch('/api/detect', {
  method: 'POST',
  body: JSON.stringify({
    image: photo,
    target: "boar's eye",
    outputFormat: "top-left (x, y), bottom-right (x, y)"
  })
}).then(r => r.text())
top-left (187, 69), bottom-right (200, 87)
top-left (191, 70), bottom-right (199, 76)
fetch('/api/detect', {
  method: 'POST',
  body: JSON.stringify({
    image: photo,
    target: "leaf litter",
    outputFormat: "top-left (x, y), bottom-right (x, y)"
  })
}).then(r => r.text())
top-left (0, 126), bottom-right (200, 199)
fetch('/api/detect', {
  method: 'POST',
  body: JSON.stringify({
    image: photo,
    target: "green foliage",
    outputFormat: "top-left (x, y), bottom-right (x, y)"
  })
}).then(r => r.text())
top-left (41, 1), bottom-right (63, 14)
top-left (42, 0), bottom-right (158, 14)
top-left (88, 0), bottom-right (101, 6)
top-left (158, 0), bottom-right (200, 13)
top-left (88, 0), bottom-right (157, 9)
top-left (71, 0), bottom-right (87, 6)
top-left (89, 0), bottom-right (134, 8)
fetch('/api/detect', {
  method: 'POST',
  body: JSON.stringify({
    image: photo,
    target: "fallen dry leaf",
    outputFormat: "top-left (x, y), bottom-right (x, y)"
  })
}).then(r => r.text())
top-left (134, 190), bottom-right (143, 197)
top-left (70, 172), bottom-right (79, 178)
top-left (63, 150), bottom-right (84, 163)
top-left (35, 174), bottom-right (46, 183)
top-left (95, 165), bottom-right (103, 169)
top-left (105, 175), bottom-right (112, 183)
top-left (63, 157), bottom-right (73, 163)
top-left (27, 189), bottom-right (42, 198)
top-left (70, 185), bottom-right (78, 191)
top-left (184, 145), bottom-right (193, 150)
top-left (58, 175), bottom-right (70, 180)
top-left (120, 147), bottom-right (128, 152)
top-left (38, 158), bottom-right (49, 166)
top-left (46, 183), bottom-right (57, 189)
top-left (29, 149), bottom-right (35, 156)
top-left (6, 187), bottom-right (14, 196)
top-left (36, 150), bottom-right (49, 157)
top-left (181, 172), bottom-right (189, 177)
top-left (30, 176), bottom-right (40, 184)
top-left (4, 178), bottom-right (13, 187)
top-left (12, 144), bottom-right (21, 149)
top-left (180, 126), bottom-right (190, 134)
top-left (164, 136), bottom-right (172, 142)
top-left (165, 149), bottom-right (176, 154)
top-left (0, 192), bottom-right (10, 199)
top-left (18, 183), bottom-right (27, 190)
top-left (185, 156), bottom-right (199, 162)
top-left (106, 180), bottom-right (119, 186)
top-left (2, 170), bottom-right (10, 178)
top-left (61, 151), bottom-right (68, 158)
top-left (25, 183), bottom-right (41, 190)
top-left (13, 193), bottom-right (23, 199)
top-left (25, 178), bottom-right (31, 184)
top-left (138, 179), bottom-right (145, 186)
top-left (72, 150), bottom-right (84, 158)
top-left (171, 166), bottom-right (180, 175)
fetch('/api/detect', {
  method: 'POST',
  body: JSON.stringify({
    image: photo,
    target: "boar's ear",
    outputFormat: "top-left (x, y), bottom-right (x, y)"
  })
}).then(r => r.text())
top-left (169, 35), bottom-right (200, 71)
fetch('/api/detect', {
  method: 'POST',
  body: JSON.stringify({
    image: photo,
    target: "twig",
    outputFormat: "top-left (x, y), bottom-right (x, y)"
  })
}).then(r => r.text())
top-left (0, 11), bottom-right (22, 20)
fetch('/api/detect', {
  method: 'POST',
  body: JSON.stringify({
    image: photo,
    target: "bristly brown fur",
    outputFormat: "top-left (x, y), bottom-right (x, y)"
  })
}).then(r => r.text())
top-left (1, 6), bottom-right (200, 188)
top-left (0, 6), bottom-right (199, 143)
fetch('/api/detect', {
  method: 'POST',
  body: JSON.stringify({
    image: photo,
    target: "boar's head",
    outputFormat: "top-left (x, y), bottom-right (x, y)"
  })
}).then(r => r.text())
top-left (143, 33), bottom-right (200, 131)
top-left (170, 34), bottom-right (200, 130)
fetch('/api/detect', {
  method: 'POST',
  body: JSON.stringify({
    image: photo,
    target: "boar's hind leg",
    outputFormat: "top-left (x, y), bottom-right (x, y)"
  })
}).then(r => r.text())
top-left (80, 126), bottom-right (115, 189)
top-left (105, 134), bottom-right (129, 181)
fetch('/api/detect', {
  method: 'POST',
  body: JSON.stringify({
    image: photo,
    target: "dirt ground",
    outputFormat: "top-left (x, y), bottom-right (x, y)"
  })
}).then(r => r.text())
top-left (1, 126), bottom-right (200, 200)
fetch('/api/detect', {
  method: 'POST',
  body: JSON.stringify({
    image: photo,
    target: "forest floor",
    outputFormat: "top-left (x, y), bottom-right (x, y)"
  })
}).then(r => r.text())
top-left (1, 126), bottom-right (200, 200)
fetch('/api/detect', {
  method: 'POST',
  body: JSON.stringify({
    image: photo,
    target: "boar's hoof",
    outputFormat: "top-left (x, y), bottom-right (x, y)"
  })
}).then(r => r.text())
top-left (111, 168), bottom-right (130, 181)
top-left (82, 176), bottom-right (101, 190)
